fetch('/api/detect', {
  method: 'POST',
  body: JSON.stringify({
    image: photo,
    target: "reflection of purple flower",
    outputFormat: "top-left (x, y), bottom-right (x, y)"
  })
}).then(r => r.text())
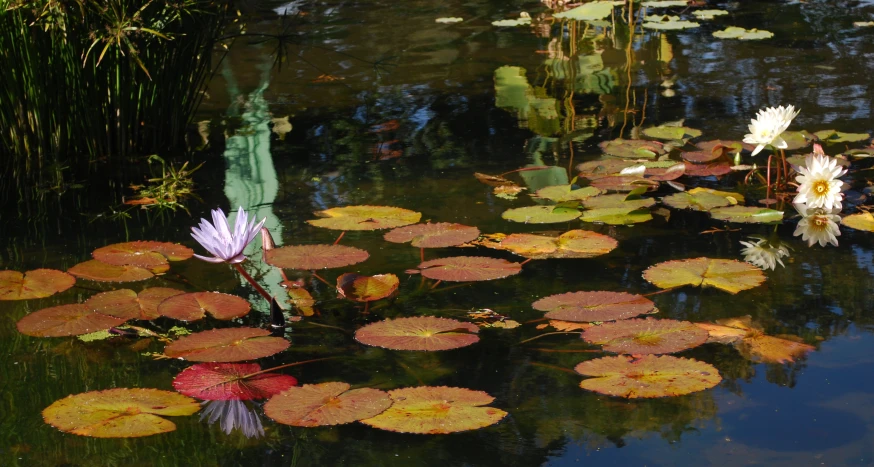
top-left (200, 400), bottom-right (265, 438)
top-left (191, 207), bottom-right (266, 264)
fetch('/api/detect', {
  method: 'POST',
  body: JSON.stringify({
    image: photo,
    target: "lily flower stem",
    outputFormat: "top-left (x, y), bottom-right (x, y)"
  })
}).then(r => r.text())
top-left (420, 247), bottom-right (425, 263)
top-left (232, 263), bottom-right (273, 303)
top-left (780, 148), bottom-right (789, 187)
top-left (766, 155), bottom-right (773, 201)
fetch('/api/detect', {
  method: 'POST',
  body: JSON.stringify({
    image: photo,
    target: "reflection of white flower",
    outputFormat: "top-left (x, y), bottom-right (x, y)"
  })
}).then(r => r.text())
top-left (743, 105), bottom-right (800, 156)
top-left (739, 237), bottom-right (790, 270)
top-left (793, 204), bottom-right (841, 247)
top-left (200, 400), bottom-right (265, 438)
top-left (793, 152), bottom-right (846, 211)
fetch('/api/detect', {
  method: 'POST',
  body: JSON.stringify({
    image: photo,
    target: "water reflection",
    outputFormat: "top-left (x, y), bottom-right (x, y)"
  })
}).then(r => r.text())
top-left (200, 400), bottom-right (266, 438)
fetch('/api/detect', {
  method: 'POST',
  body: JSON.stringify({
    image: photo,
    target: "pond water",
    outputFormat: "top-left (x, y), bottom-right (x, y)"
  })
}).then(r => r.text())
top-left (4, 0), bottom-right (874, 465)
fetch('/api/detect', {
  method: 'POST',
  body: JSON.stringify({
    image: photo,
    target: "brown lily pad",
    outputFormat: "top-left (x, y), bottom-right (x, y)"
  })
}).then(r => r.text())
top-left (164, 327), bottom-right (290, 362)
top-left (68, 260), bottom-right (155, 282)
top-left (265, 382), bottom-right (392, 427)
top-left (355, 316), bottom-right (480, 351)
top-left (415, 256), bottom-right (523, 282)
top-left (683, 161), bottom-right (731, 177)
top-left (582, 318), bottom-right (708, 354)
top-left (575, 355), bottom-right (722, 398)
top-left (533, 291), bottom-right (655, 322)
top-left (496, 230), bottom-right (618, 260)
top-left (158, 292), bottom-right (251, 322)
top-left (336, 273), bottom-right (399, 302)
top-left (643, 257), bottom-right (766, 294)
top-left (307, 205), bottom-right (422, 231)
top-left (0, 269), bottom-right (76, 300)
top-left (265, 244), bottom-right (369, 270)
top-left (599, 139), bottom-right (667, 159)
top-left (383, 223), bottom-right (480, 248)
top-left (84, 288), bottom-right (185, 320)
top-left (92, 241), bottom-right (193, 269)
top-left (173, 363), bottom-right (298, 401)
top-left (17, 304), bottom-right (127, 337)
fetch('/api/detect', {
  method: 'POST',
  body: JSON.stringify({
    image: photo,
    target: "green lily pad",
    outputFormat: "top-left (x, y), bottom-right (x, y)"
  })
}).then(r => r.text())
top-left (692, 9), bottom-right (728, 19)
top-left (553, 1), bottom-right (615, 21)
top-left (642, 124), bottom-right (702, 141)
top-left (492, 15), bottom-right (531, 27)
top-left (709, 206), bottom-right (783, 224)
top-left (502, 205), bottom-right (582, 224)
top-left (778, 130), bottom-right (813, 150)
top-left (534, 185), bottom-right (603, 202)
top-left (642, 16), bottom-right (700, 30)
top-left (687, 187), bottom-right (744, 203)
top-left (599, 139), bottom-right (667, 159)
top-left (814, 129), bottom-right (870, 143)
top-left (583, 194), bottom-right (655, 210)
top-left (589, 176), bottom-right (660, 192)
top-left (713, 27), bottom-right (773, 40)
top-left (581, 194), bottom-right (655, 225)
top-left (661, 192), bottom-right (731, 211)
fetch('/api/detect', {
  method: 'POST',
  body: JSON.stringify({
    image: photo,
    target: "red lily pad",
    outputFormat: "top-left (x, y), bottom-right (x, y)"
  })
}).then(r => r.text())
top-left (158, 292), bottom-right (251, 322)
top-left (414, 256), bottom-right (522, 282)
top-left (84, 288), bottom-right (185, 320)
top-left (532, 291), bottom-right (655, 322)
top-left (683, 161), bottom-right (731, 177)
top-left (164, 327), bottom-right (290, 362)
top-left (0, 269), bottom-right (75, 300)
top-left (355, 316), bottom-right (480, 351)
top-left (264, 382), bottom-right (392, 427)
top-left (68, 260), bottom-right (155, 282)
top-left (575, 355), bottom-right (722, 398)
top-left (172, 363), bottom-right (298, 401)
top-left (42, 388), bottom-right (200, 438)
top-left (17, 304), bottom-right (127, 337)
top-left (92, 241), bottom-right (193, 269)
top-left (643, 257), bottom-right (766, 293)
top-left (307, 205), bottom-right (422, 231)
top-left (383, 223), bottom-right (480, 248)
top-left (582, 318), bottom-right (708, 354)
top-left (336, 273), bottom-right (399, 302)
top-left (265, 244), bottom-right (369, 270)
top-left (681, 150), bottom-right (722, 164)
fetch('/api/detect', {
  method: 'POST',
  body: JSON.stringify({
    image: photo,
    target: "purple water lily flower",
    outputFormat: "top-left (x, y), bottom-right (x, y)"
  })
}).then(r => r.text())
top-left (191, 207), bottom-right (266, 264)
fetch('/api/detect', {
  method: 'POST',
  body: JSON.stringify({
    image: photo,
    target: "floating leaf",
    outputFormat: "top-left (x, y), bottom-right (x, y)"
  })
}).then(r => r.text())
top-left (307, 205), bottom-right (421, 231)
top-left (681, 150), bottom-right (722, 163)
top-left (265, 244), bottom-right (369, 270)
top-left (355, 316), bottom-right (479, 351)
top-left (709, 206), bottom-right (783, 224)
top-left (814, 129), bottom-right (870, 143)
top-left (92, 241), bottom-right (193, 269)
top-left (491, 15), bottom-right (531, 27)
top-left (661, 192), bottom-right (731, 211)
top-left (599, 139), bottom-right (666, 159)
top-left (582, 318), bottom-right (708, 354)
top-left (581, 193), bottom-right (655, 225)
top-left (553, 1), bottom-right (614, 20)
top-left (642, 16), bottom-right (700, 30)
top-left (493, 184), bottom-right (526, 200)
top-left (336, 273), bottom-right (399, 302)
top-left (643, 257), bottom-right (766, 293)
top-left (533, 291), bottom-right (654, 322)
top-left (0, 269), bottom-right (75, 300)
top-left (383, 223), bottom-right (480, 248)
top-left (360, 386), bottom-right (507, 434)
top-left (435, 17), bottom-right (463, 23)
top-left (642, 124), bottom-right (702, 140)
top-left (501, 205), bottom-right (582, 224)
top-left (779, 130), bottom-right (814, 150)
top-left (68, 260), bottom-right (155, 282)
top-left (164, 328), bottom-right (290, 362)
top-left (17, 304), bottom-right (127, 337)
top-left (42, 388), bottom-right (200, 438)
top-left (158, 292), bottom-right (251, 322)
top-left (739, 334), bottom-right (816, 364)
top-left (589, 176), bottom-right (659, 192)
top-left (474, 172), bottom-right (515, 187)
top-left (534, 185), bottom-right (602, 202)
top-left (842, 212), bottom-right (874, 232)
top-left (684, 161), bottom-right (731, 177)
top-left (287, 287), bottom-right (316, 316)
top-left (84, 288), bottom-right (185, 320)
top-left (641, 0), bottom-right (688, 6)
top-left (646, 163), bottom-right (686, 181)
top-left (692, 9), bottom-right (728, 19)
top-left (713, 26), bottom-right (773, 40)
top-left (265, 382), bottom-right (392, 427)
top-left (490, 230), bottom-right (618, 259)
top-left (688, 187), bottom-right (744, 204)
top-left (173, 363), bottom-right (298, 401)
top-left (415, 256), bottom-right (523, 282)
top-left (548, 320), bottom-right (594, 332)
top-left (694, 322), bottom-right (747, 344)
top-left (577, 159), bottom-right (641, 179)
top-left (575, 355), bottom-right (721, 398)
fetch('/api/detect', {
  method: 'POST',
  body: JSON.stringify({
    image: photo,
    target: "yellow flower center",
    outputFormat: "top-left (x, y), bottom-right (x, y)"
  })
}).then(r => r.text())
top-left (813, 180), bottom-right (829, 195)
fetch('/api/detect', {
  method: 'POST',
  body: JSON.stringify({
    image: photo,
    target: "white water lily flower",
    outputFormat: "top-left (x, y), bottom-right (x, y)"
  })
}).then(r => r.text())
top-left (793, 151), bottom-right (847, 211)
top-left (191, 207), bottom-right (266, 264)
top-left (739, 237), bottom-right (790, 270)
top-left (743, 105), bottom-right (800, 156)
top-left (793, 204), bottom-right (841, 247)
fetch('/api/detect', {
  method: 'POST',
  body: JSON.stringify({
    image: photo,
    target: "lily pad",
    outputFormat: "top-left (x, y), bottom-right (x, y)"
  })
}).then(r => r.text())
top-left (646, 163), bottom-right (686, 181)
top-left (287, 287), bottom-right (316, 316)
top-left (158, 292), bottom-right (251, 322)
top-left (265, 382), bottom-right (392, 427)
top-left (501, 205), bottom-right (582, 224)
top-left (534, 185), bottom-right (603, 202)
top-left (687, 187), bottom-right (744, 203)
top-left (709, 206), bottom-right (783, 224)
top-left (713, 26), bottom-right (773, 40)
top-left (575, 355), bottom-right (721, 398)
top-left (435, 17), bottom-right (463, 23)
top-left (642, 124), bottom-right (702, 140)
top-left (92, 241), bottom-right (193, 269)
top-left (692, 9), bottom-right (728, 19)
top-left (553, 1), bottom-right (614, 21)
top-left (642, 16), bottom-right (700, 30)
top-left (710, 317), bottom-right (815, 363)
top-left (814, 129), bottom-right (870, 143)
top-left (684, 161), bottom-right (732, 177)
top-left (383, 223), bottom-right (480, 248)
top-left (173, 363), bottom-right (298, 401)
top-left (779, 130), bottom-right (814, 150)
top-left (841, 212), bottom-right (874, 232)
top-left (164, 327), bottom-right (290, 362)
top-left (307, 205), bottom-right (422, 231)
top-left (491, 15), bottom-right (531, 27)
top-left (0, 269), bottom-right (75, 300)
top-left (589, 176), bottom-right (659, 192)
top-left (360, 386), bottom-right (507, 434)
top-left (265, 244), bottom-right (369, 270)
top-left (68, 260), bottom-right (155, 282)
top-left (599, 139), bottom-right (667, 159)
top-left (336, 273), bottom-right (399, 302)
top-left (474, 172), bottom-right (516, 187)
top-left (17, 304), bottom-right (127, 337)
top-left (582, 318), bottom-right (708, 354)
top-left (577, 159), bottom-right (640, 179)
top-left (533, 291), bottom-right (654, 322)
top-left (694, 322), bottom-right (747, 344)
top-left (643, 257), bottom-right (766, 293)
top-left (661, 192), bottom-right (731, 211)
top-left (355, 316), bottom-right (479, 351)
top-left (415, 256), bottom-right (523, 282)
top-left (491, 230), bottom-right (618, 259)
top-left (42, 388), bottom-right (200, 438)
top-left (581, 193), bottom-right (655, 225)
top-left (84, 288), bottom-right (185, 320)
top-left (641, 0), bottom-right (687, 6)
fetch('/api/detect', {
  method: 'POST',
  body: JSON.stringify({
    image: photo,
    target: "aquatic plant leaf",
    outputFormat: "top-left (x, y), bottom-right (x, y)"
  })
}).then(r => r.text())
top-left (548, 320), bottom-right (594, 331)
top-left (84, 288), bottom-right (185, 320)
top-left (265, 382), bottom-right (392, 427)
top-left (681, 150), bottom-right (722, 163)
top-left (692, 9), bottom-right (728, 19)
top-left (661, 192), bottom-right (731, 211)
top-left (164, 328), bottom-right (290, 362)
top-left (697, 139), bottom-right (749, 154)
top-left (474, 172), bottom-right (516, 187)
top-left (589, 176), bottom-right (659, 192)
top-left (581, 207), bottom-right (653, 225)
top-left (287, 287), bottom-right (315, 316)
top-left (641, 0), bottom-right (688, 6)
top-left (577, 159), bottom-right (641, 179)
top-left (583, 194), bottom-right (656, 211)
top-left (265, 244), bottom-right (369, 270)
top-left (92, 241), bottom-right (193, 268)
top-left (713, 26), bottom-right (774, 40)
top-left (841, 212), bottom-right (874, 232)
top-left (491, 16), bottom-right (531, 27)
top-left (642, 18), bottom-right (700, 30)
top-left (687, 187), bottom-right (744, 204)
top-left (533, 291), bottom-right (654, 322)
top-left (709, 206), bottom-right (783, 224)
top-left (435, 17), bottom-right (463, 23)
top-left (68, 260), bottom-right (154, 282)
top-left (739, 334), bottom-right (816, 364)
top-left (643, 257), bottom-right (766, 293)
top-left (553, 1), bottom-right (614, 20)
top-left (693, 322), bottom-right (747, 344)
top-left (307, 205), bottom-right (421, 231)
top-left (173, 363), bottom-right (297, 401)
top-left (582, 318), bottom-right (708, 354)
top-left (416, 256), bottom-right (523, 282)
top-left (814, 129), bottom-right (870, 143)
top-left (501, 205), bottom-right (582, 223)
top-left (779, 130), bottom-right (814, 150)
top-left (646, 163), bottom-right (686, 181)
top-left (509, 230), bottom-right (618, 259)
top-left (355, 316), bottom-right (480, 351)
top-left (599, 139), bottom-right (666, 159)
top-left (42, 388), bottom-right (200, 438)
top-left (0, 269), bottom-right (75, 300)
top-left (360, 386), bottom-right (507, 434)
top-left (17, 304), bottom-right (127, 337)
top-left (336, 273), bottom-right (399, 302)
top-left (575, 355), bottom-right (721, 398)
top-left (534, 185), bottom-right (602, 202)
top-left (383, 223), bottom-right (480, 248)
top-left (493, 184), bottom-right (526, 199)
top-left (158, 292), bottom-right (251, 321)
top-left (684, 161), bottom-right (731, 177)
top-left (642, 124), bottom-right (702, 140)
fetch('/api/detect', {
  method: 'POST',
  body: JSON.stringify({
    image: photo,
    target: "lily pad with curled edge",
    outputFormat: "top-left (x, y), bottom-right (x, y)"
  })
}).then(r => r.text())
top-left (553, 1), bottom-right (614, 21)
top-left (533, 291), bottom-right (654, 322)
top-left (842, 212), bottom-right (874, 232)
top-left (84, 288), bottom-right (185, 320)
top-left (68, 260), bottom-right (155, 282)
top-left (692, 9), bottom-right (728, 19)
top-left (490, 230), bottom-right (618, 260)
top-left (582, 317), bottom-right (708, 354)
top-left (336, 273), bottom-right (399, 302)
top-left (173, 363), bottom-right (298, 401)
top-left (694, 322), bottom-right (747, 344)
top-left (265, 244), bottom-right (369, 270)
top-left (814, 129), bottom-right (870, 144)
top-left (577, 159), bottom-right (639, 179)
top-left (643, 257), bottom-right (766, 293)
top-left (414, 256), bottom-right (523, 282)
top-left (501, 205), bottom-right (582, 224)
top-left (661, 191), bottom-right (731, 211)
top-left (0, 269), bottom-right (76, 300)
top-left (360, 386), bottom-right (507, 434)
top-left (688, 187), bottom-right (744, 204)
top-left (599, 139), bottom-right (667, 159)
top-left (646, 163), bottom-right (686, 181)
top-left (383, 223), bottom-right (480, 248)
top-left (642, 124), bottom-right (702, 141)
top-left (307, 205), bottom-right (421, 231)
top-left (709, 206), bottom-right (783, 224)
top-left (92, 241), bottom-right (193, 269)
top-left (164, 327), bottom-right (290, 362)
top-left (710, 317), bottom-right (816, 363)
top-left (575, 355), bottom-right (721, 398)
top-left (642, 16), bottom-right (700, 30)
top-left (713, 26), bottom-right (773, 40)
top-left (534, 185), bottom-right (603, 202)
top-left (157, 292), bottom-right (251, 322)
top-left (17, 304), bottom-right (127, 337)
top-left (43, 389), bottom-right (200, 438)
top-left (355, 316), bottom-right (479, 351)
top-left (265, 382), bottom-right (392, 427)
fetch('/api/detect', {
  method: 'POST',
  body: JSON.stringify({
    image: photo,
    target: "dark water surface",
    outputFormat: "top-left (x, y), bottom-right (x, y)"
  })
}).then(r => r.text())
top-left (4, 0), bottom-right (874, 465)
